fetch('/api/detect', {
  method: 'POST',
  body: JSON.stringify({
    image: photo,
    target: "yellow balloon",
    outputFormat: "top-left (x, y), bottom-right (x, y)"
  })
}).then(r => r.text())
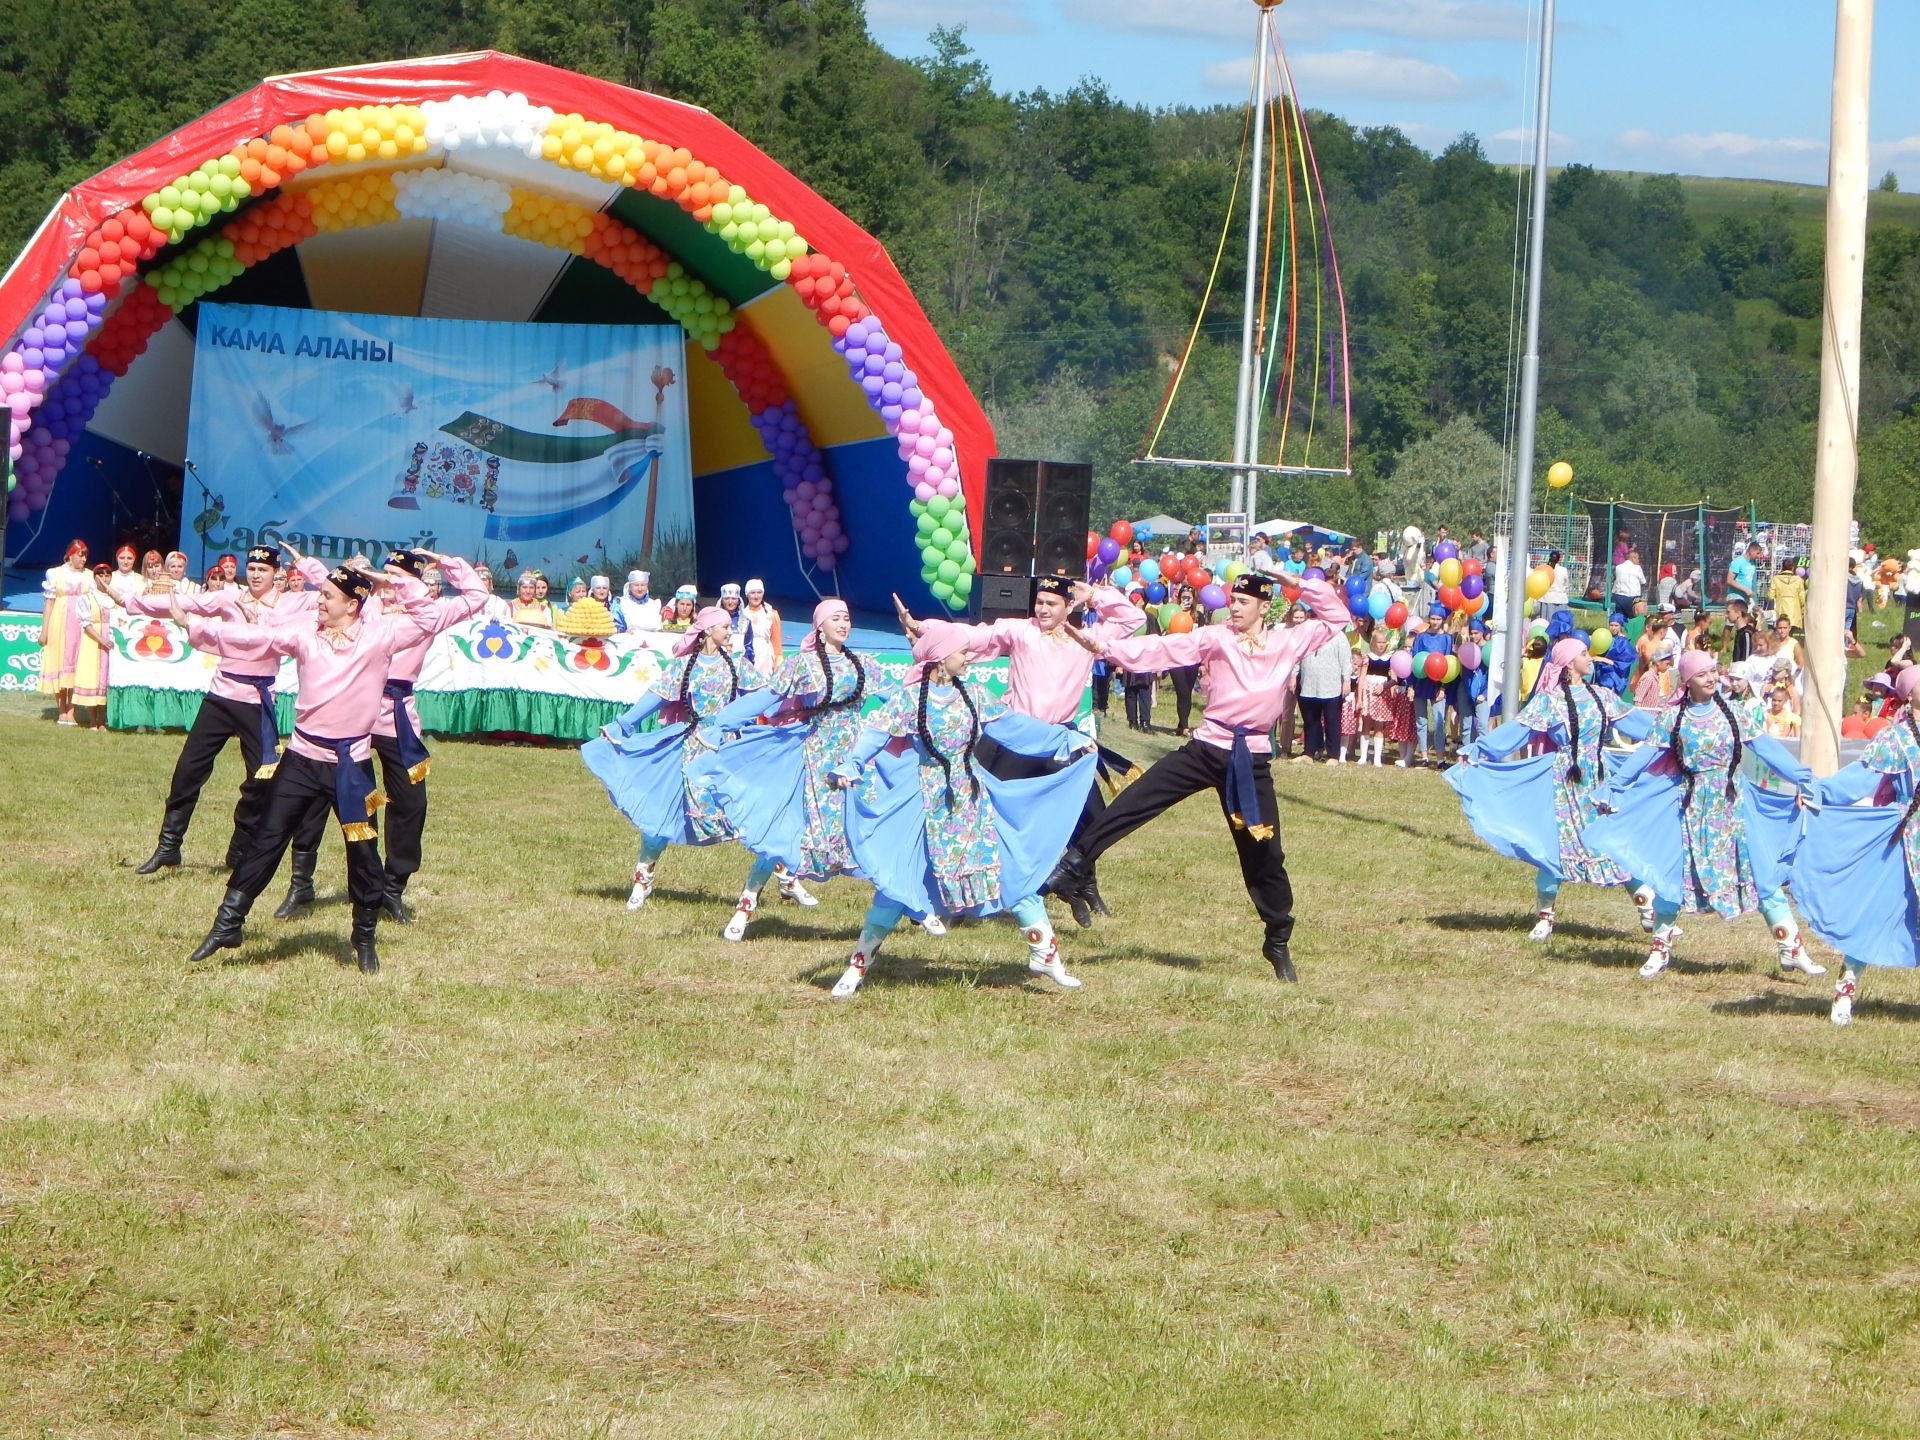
top-left (1437, 557), bottom-right (1463, 588)
top-left (1525, 565), bottom-right (1553, 600)
top-left (1589, 628), bottom-right (1610, 656)
top-left (1547, 460), bottom-right (1574, 489)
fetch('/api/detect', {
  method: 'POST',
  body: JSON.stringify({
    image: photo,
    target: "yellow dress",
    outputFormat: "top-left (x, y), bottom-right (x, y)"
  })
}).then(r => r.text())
top-left (38, 565), bottom-right (98, 697)
top-left (1768, 573), bottom-right (1805, 630)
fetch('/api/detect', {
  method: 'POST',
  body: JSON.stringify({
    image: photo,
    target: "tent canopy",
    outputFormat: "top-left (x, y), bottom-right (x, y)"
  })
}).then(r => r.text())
top-left (0, 52), bottom-right (990, 614)
top-left (1129, 513), bottom-right (1192, 538)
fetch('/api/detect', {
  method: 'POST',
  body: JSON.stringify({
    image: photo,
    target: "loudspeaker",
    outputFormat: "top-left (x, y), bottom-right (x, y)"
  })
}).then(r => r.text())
top-left (1034, 460), bottom-right (1092, 579)
top-left (980, 458), bottom-right (1040, 578)
top-left (976, 574), bottom-right (1031, 622)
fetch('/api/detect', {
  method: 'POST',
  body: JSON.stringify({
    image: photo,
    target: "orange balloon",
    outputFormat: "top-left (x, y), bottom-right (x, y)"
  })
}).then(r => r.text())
top-left (1168, 612), bottom-right (1195, 633)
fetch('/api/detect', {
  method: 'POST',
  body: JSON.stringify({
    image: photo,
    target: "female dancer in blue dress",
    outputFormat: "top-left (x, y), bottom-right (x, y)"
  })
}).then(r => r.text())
top-left (824, 619), bottom-right (1095, 999)
top-left (1584, 651), bottom-right (1821, 980)
top-left (581, 605), bottom-right (768, 914)
top-left (1793, 666), bottom-right (1920, 1024)
top-left (1449, 636), bottom-right (1658, 941)
top-left (691, 596), bottom-right (917, 941)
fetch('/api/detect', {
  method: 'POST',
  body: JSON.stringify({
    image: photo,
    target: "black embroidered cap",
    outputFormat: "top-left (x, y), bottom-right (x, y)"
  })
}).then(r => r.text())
top-left (1230, 572), bottom-right (1274, 601)
top-left (245, 545), bottom-right (277, 567)
top-left (328, 565), bottom-right (375, 603)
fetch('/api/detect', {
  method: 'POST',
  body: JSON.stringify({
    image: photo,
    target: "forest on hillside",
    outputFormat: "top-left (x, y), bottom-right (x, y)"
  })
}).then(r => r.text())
top-left (2, 0), bottom-right (1917, 541)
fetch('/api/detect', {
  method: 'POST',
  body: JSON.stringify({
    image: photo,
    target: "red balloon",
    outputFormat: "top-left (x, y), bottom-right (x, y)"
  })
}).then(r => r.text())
top-left (1437, 584), bottom-right (1463, 610)
top-left (1190, 568), bottom-right (1212, 590)
top-left (1384, 601), bottom-right (1408, 629)
top-left (1423, 653), bottom-right (1449, 682)
top-left (1108, 520), bottom-right (1134, 545)
top-left (1461, 558), bottom-right (1484, 577)
top-left (1086, 532), bottom-right (1101, 560)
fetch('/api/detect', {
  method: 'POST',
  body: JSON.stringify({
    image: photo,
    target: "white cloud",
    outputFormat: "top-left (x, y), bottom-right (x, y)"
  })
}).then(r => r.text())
top-left (1613, 128), bottom-right (1824, 164)
top-left (868, 0), bottom-right (1035, 35)
top-left (1062, 0), bottom-right (1530, 45)
top-left (1490, 125), bottom-right (1575, 156)
top-left (1292, 49), bottom-right (1495, 101)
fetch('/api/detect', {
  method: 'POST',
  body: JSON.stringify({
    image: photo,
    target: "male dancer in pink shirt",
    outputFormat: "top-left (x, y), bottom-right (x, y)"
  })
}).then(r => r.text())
top-left (170, 557), bottom-right (449, 973)
top-left (1048, 571), bottom-right (1350, 982)
top-left (270, 545), bottom-right (489, 924)
top-left (895, 573), bottom-right (1145, 918)
top-left (126, 544), bottom-right (320, 874)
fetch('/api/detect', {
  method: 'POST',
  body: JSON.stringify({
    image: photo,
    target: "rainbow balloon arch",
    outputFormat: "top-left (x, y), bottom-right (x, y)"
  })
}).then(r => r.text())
top-left (0, 53), bottom-right (989, 613)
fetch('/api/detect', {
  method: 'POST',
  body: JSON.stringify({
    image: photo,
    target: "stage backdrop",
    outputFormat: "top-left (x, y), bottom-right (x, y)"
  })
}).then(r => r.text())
top-left (183, 303), bottom-right (692, 580)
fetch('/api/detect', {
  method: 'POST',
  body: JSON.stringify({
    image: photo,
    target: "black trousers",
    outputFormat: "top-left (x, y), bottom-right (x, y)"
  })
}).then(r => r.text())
top-left (230, 751), bottom-right (385, 911)
top-left (1299, 696), bottom-right (1342, 759)
top-left (1076, 740), bottom-right (1294, 943)
top-left (1091, 670), bottom-right (1111, 714)
top-left (1169, 665), bottom-right (1198, 730)
top-left (1124, 676), bottom-right (1153, 730)
top-left (160, 694), bottom-right (268, 842)
top-left (288, 733), bottom-right (425, 886)
top-left (975, 734), bottom-right (1108, 839)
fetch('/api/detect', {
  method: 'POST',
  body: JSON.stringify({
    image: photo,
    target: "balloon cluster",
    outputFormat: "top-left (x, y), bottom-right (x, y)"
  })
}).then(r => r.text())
top-left (645, 265), bottom-right (734, 348)
top-left (8, 354), bottom-right (106, 523)
top-left (316, 105), bottom-right (430, 164)
top-left (307, 172), bottom-right (401, 233)
top-left (580, 213), bottom-right (672, 289)
top-left (225, 192), bottom-right (317, 266)
top-left (710, 196), bottom-right (807, 281)
top-left (505, 188), bottom-right (598, 254)
top-left (2, 279), bottom-right (104, 465)
top-left (911, 494), bottom-right (972, 605)
top-left (392, 169), bottom-right (512, 227)
top-left (784, 253), bottom-right (869, 338)
top-left (1089, 522), bottom-right (1246, 620)
top-left (540, 114), bottom-right (730, 222)
top-left (141, 156), bottom-right (259, 247)
top-left (88, 281), bottom-right (173, 376)
top-left (146, 237), bottom-right (246, 311)
top-left (705, 318), bottom-right (844, 573)
top-left (1427, 539), bottom-right (1489, 615)
top-left (420, 91), bottom-right (554, 158)
top-left (67, 211), bottom-right (161, 296)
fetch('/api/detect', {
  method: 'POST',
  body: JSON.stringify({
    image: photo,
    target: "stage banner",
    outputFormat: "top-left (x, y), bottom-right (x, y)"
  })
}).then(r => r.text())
top-left (0, 610), bottom-right (42, 693)
top-left (101, 615), bottom-right (1035, 742)
top-left (182, 303), bottom-right (692, 582)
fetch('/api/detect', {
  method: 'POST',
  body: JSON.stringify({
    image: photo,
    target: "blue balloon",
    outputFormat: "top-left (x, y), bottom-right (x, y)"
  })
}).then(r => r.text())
top-left (1367, 587), bottom-right (1390, 622)
top-left (1145, 581), bottom-right (1168, 604)
top-left (1110, 565), bottom-right (1133, 590)
top-left (1138, 558), bottom-right (1161, 584)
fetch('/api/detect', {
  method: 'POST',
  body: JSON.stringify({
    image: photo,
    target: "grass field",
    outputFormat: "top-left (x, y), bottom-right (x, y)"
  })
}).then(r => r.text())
top-left (4, 664), bottom-right (1920, 1439)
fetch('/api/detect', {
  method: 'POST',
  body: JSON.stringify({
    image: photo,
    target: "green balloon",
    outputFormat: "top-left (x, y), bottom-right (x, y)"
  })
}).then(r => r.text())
top-left (931, 579), bottom-right (954, 602)
top-left (1157, 603), bottom-right (1176, 630)
top-left (921, 544), bottom-right (943, 568)
top-left (937, 559), bottom-right (960, 583)
top-left (952, 573), bottom-right (972, 599)
top-left (916, 514), bottom-right (936, 538)
top-left (929, 527), bottom-right (954, 551)
top-left (927, 494), bottom-right (950, 519)
top-left (945, 538), bottom-right (969, 562)
top-left (908, 498), bottom-right (926, 515)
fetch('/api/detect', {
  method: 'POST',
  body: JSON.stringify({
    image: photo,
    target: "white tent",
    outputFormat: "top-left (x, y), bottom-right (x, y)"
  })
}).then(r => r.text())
top-left (1130, 513), bottom-right (1192, 539)
top-left (1253, 518), bottom-right (1356, 545)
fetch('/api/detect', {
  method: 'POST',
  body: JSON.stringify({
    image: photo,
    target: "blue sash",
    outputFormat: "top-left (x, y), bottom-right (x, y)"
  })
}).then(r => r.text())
top-left (221, 670), bottom-right (280, 778)
top-left (1223, 726), bottom-right (1273, 840)
top-left (382, 678), bottom-right (432, 782)
top-left (293, 728), bottom-right (387, 841)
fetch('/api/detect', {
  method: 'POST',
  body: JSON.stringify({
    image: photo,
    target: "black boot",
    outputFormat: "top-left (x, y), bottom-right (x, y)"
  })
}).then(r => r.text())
top-left (1044, 847), bottom-right (1095, 929)
top-left (1084, 874), bottom-right (1113, 919)
top-left (189, 887), bottom-right (252, 962)
top-left (272, 848), bottom-right (318, 920)
top-left (135, 809), bottom-right (189, 874)
top-left (379, 871), bottom-right (413, 926)
top-left (1262, 935), bottom-right (1298, 984)
top-left (224, 834), bottom-right (249, 871)
top-left (350, 903), bottom-right (381, 974)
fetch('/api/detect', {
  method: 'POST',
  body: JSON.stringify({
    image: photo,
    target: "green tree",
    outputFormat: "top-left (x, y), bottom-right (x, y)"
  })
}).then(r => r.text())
top-left (1381, 415), bottom-right (1505, 535)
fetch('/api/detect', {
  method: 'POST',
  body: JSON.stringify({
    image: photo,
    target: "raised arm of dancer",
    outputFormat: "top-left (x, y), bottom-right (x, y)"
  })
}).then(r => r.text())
top-left (126, 588), bottom-right (239, 619)
top-left (385, 554), bottom-right (489, 632)
top-left (704, 681), bottom-right (785, 732)
top-left (830, 722), bottom-right (894, 784)
top-left (1743, 733), bottom-right (1816, 791)
top-left (182, 613), bottom-right (300, 664)
top-left (1809, 759), bottom-right (1889, 808)
top-left (603, 690), bottom-right (666, 740)
top-left (1082, 582), bottom-right (1147, 644)
top-left (1101, 625), bottom-right (1209, 675)
top-left (1612, 707), bottom-right (1656, 744)
top-left (1470, 712), bottom-right (1556, 762)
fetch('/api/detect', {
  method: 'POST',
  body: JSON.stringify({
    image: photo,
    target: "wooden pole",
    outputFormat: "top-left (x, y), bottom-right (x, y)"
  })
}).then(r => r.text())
top-left (1803, 0), bottom-right (1873, 774)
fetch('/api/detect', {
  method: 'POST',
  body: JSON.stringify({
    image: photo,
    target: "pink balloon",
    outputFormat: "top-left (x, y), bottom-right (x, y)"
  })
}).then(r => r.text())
top-left (914, 481), bottom-right (935, 501)
top-left (907, 455), bottom-right (929, 476)
top-left (1388, 652), bottom-right (1413, 681)
top-left (936, 478), bottom-right (960, 498)
top-left (899, 408), bottom-right (922, 432)
top-left (0, 353), bottom-right (21, 374)
top-left (932, 446), bottom-right (954, 468)
top-left (917, 414), bottom-right (940, 437)
top-left (914, 436), bottom-right (936, 459)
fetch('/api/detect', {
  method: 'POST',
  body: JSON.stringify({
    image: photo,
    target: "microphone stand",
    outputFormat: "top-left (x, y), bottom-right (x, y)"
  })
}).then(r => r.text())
top-left (182, 459), bottom-right (214, 576)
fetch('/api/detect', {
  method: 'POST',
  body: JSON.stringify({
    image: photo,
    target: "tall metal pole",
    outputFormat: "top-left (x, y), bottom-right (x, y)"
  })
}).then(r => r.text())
top-left (1499, 0), bottom-right (1556, 719)
top-left (1230, 3), bottom-right (1271, 519)
top-left (1802, 0), bottom-right (1874, 775)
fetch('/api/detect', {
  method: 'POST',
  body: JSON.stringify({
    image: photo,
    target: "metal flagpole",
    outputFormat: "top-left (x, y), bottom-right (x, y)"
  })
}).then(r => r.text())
top-left (1500, 0), bottom-right (1556, 720)
top-left (1230, 1), bottom-right (1273, 518)
top-left (1802, 0), bottom-right (1873, 775)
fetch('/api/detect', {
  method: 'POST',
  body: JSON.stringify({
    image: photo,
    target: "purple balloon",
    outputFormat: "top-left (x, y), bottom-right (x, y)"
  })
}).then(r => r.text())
top-left (1433, 540), bottom-right (1458, 562)
top-left (1459, 642), bottom-right (1482, 671)
top-left (1460, 573), bottom-right (1485, 601)
top-left (1087, 558), bottom-right (1108, 581)
top-left (1096, 536), bottom-right (1121, 564)
top-left (1199, 583), bottom-right (1228, 611)
top-left (1302, 566), bottom-right (1325, 581)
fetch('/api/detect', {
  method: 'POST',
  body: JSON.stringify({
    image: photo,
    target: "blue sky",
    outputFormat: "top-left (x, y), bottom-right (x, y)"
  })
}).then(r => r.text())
top-left (866, 0), bottom-right (1920, 187)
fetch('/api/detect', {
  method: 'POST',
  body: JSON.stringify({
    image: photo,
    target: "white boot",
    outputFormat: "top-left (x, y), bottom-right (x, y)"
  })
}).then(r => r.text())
top-left (1633, 885), bottom-right (1656, 934)
top-left (776, 866), bottom-right (819, 907)
top-left (1639, 923), bottom-right (1676, 978)
top-left (1024, 922), bottom-right (1081, 989)
top-left (1372, 736), bottom-right (1385, 768)
top-left (722, 890), bottom-right (757, 942)
top-left (1335, 743), bottom-right (1347, 764)
top-left (626, 861), bottom-right (656, 911)
top-left (1831, 971), bottom-right (1857, 1026)
top-left (919, 914), bottom-right (947, 936)
top-left (1774, 921), bottom-right (1826, 977)
top-left (1527, 908), bottom-right (1555, 942)
top-left (832, 930), bottom-right (887, 999)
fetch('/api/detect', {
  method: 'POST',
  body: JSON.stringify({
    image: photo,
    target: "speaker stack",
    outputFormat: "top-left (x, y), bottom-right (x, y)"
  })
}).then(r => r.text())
top-left (975, 457), bottom-right (1093, 623)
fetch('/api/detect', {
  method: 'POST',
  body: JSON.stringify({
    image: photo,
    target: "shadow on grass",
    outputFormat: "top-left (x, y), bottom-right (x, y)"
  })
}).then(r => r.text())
top-left (794, 954), bottom-right (1066, 995)
top-left (1712, 990), bottom-right (1920, 1024)
top-left (1284, 791), bottom-right (1458, 847)
top-left (201, 930), bottom-right (349, 969)
top-left (1428, 911), bottom-right (1623, 943)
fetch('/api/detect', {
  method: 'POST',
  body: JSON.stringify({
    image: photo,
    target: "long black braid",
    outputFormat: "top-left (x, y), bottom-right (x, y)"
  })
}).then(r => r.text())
top-left (1669, 691), bottom-right (1743, 814)
top-left (915, 667), bottom-right (981, 805)
top-left (1561, 676), bottom-right (1584, 785)
top-left (678, 643), bottom-right (741, 711)
top-left (810, 642), bottom-right (867, 716)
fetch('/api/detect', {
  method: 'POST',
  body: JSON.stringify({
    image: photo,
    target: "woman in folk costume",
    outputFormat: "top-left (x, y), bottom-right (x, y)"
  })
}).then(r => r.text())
top-left (1448, 635), bottom-right (1659, 942)
top-left (1791, 667), bottom-right (1920, 1025)
top-left (1584, 651), bottom-right (1821, 981)
top-left (686, 597), bottom-right (895, 940)
top-left (582, 606), bottom-right (766, 914)
top-left (824, 619), bottom-right (1096, 999)
top-left (39, 539), bottom-right (108, 726)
